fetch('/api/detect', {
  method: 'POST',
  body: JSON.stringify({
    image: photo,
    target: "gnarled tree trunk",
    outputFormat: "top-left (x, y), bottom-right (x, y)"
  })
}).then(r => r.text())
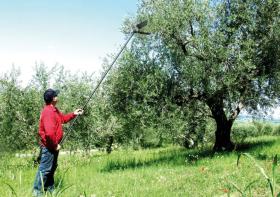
top-left (213, 118), bottom-right (234, 151)
top-left (207, 97), bottom-right (235, 151)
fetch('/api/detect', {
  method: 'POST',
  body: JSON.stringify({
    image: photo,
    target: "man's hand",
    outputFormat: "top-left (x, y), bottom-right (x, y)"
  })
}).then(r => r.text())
top-left (56, 144), bottom-right (61, 151)
top-left (74, 109), bottom-right (84, 115)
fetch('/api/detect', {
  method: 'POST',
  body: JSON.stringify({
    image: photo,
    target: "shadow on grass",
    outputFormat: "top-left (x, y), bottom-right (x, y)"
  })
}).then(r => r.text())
top-left (236, 138), bottom-right (277, 152)
top-left (236, 137), bottom-right (279, 160)
top-left (101, 147), bottom-right (220, 172)
top-left (102, 137), bottom-right (279, 172)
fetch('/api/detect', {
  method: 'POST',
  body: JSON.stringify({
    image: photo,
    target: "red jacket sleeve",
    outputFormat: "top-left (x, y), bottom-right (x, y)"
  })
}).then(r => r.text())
top-left (59, 112), bottom-right (76, 124)
top-left (42, 110), bottom-right (58, 150)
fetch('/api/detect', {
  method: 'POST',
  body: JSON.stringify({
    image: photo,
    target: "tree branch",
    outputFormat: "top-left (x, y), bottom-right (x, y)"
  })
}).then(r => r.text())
top-left (171, 32), bottom-right (188, 55)
top-left (230, 102), bottom-right (244, 121)
top-left (189, 20), bottom-right (194, 37)
top-left (173, 87), bottom-right (206, 106)
top-left (170, 32), bottom-right (207, 61)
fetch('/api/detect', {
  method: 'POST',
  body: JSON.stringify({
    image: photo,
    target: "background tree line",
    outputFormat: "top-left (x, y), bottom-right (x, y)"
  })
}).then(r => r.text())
top-left (0, 64), bottom-right (207, 152)
top-left (1, 0), bottom-right (280, 153)
top-left (0, 63), bottom-right (280, 154)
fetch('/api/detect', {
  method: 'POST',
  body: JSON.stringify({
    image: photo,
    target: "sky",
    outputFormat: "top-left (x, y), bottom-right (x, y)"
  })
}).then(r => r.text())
top-left (0, 0), bottom-right (138, 84)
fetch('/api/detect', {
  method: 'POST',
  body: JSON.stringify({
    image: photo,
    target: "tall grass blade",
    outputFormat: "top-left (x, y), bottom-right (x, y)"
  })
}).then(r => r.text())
top-left (273, 155), bottom-right (278, 166)
top-left (248, 186), bottom-right (252, 197)
top-left (57, 167), bottom-right (70, 189)
top-left (237, 153), bottom-right (241, 166)
top-left (40, 171), bottom-right (45, 195)
top-left (272, 155), bottom-right (278, 196)
top-left (244, 180), bottom-right (258, 193)
top-left (243, 153), bottom-right (269, 179)
top-left (3, 182), bottom-right (18, 197)
top-left (227, 180), bottom-right (243, 195)
top-left (241, 153), bottom-right (275, 196)
top-left (55, 184), bottom-right (73, 196)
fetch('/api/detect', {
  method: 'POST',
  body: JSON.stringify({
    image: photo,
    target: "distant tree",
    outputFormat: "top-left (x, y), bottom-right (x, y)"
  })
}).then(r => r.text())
top-left (0, 67), bottom-right (38, 150)
top-left (0, 64), bottom-right (101, 151)
top-left (110, 0), bottom-right (280, 151)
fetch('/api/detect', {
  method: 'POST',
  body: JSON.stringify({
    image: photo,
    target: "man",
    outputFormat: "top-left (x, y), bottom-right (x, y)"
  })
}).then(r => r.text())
top-left (33, 88), bottom-right (83, 196)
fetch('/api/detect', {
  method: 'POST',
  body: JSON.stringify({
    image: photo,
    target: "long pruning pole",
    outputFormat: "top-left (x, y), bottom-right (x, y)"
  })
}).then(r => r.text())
top-left (60, 21), bottom-right (148, 145)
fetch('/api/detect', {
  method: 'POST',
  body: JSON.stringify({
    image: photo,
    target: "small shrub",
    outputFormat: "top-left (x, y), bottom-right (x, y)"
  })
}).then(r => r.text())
top-left (252, 121), bottom-right (264, 135)
top-left (232, 123), bottom-right (258, 143)
top-left (262, 124), bottom-right (273, 135)
top-left (273, 125), bottom-right (280, 136)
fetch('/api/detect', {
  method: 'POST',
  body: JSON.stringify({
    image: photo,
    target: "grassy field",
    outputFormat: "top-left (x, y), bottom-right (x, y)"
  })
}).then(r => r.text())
top-left (0, 136), bottom-right (279, 196)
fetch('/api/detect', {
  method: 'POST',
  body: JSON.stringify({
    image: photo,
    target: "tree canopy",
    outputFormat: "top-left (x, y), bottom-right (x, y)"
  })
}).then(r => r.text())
top-left (108, 0), bottom-right (280, 151)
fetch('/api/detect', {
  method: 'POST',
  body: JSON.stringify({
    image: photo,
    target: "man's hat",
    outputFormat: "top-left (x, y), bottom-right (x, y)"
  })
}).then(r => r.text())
top-left (44, 89), bottom-right (60, 104)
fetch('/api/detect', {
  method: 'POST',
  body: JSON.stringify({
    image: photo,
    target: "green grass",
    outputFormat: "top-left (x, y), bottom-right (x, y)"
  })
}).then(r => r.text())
top-left (0, 136), bottom-right (280, 196)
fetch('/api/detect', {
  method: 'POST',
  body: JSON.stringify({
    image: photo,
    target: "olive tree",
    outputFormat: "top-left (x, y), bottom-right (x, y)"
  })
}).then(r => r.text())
top-left (111, 0), bottom-right (280, 151)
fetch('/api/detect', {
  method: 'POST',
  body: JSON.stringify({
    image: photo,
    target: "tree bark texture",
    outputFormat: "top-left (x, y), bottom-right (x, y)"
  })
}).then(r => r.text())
top-left (207, 98), bottom-right (235, 151)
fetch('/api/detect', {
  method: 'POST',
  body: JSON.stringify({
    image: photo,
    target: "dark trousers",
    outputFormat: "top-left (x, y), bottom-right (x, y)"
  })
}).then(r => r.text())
top-left (33, 147), bottom-right (59, 194)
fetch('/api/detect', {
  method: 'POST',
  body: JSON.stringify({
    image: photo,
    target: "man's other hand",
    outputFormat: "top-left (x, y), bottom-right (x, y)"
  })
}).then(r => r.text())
top-left (56, 144), bottom-right (61, 151)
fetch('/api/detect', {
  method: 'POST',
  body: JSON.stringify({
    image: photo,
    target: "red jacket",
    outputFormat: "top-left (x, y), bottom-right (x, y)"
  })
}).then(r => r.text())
top-left (39, 104), bottom-right (76, 150)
